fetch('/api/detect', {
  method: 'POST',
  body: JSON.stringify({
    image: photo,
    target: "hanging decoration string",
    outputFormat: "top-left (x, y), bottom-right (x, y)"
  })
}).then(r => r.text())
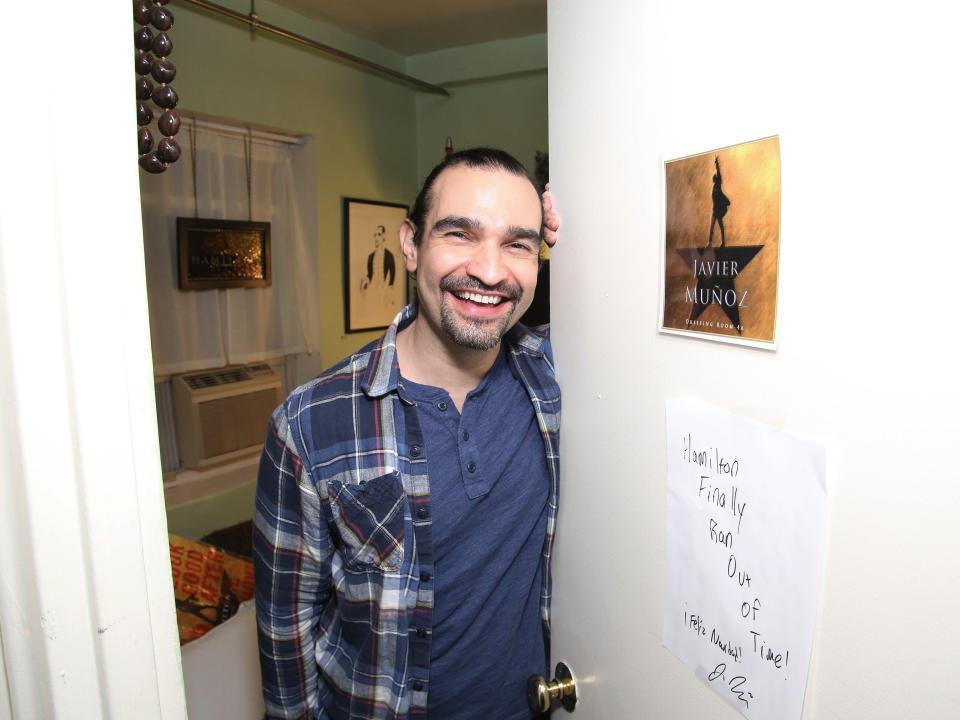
top-left (135, 0), bottom-right (182, 174)
top-left (244, 128), bottom-right (254, 222)
top-left (188, 119), bottom-right (199, 218)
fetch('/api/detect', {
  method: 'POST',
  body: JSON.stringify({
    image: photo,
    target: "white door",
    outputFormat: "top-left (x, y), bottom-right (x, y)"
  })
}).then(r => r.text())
top-left (547, 1), bottom-right (960, 719)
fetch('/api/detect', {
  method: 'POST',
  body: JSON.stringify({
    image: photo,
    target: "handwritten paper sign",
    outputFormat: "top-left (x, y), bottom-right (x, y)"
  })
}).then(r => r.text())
top-left (663, 398), bottom-right (826, 720)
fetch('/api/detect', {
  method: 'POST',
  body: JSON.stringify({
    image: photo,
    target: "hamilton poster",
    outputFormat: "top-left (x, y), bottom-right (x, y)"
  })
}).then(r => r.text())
top-left (660, 136), bottom-right (781, 347)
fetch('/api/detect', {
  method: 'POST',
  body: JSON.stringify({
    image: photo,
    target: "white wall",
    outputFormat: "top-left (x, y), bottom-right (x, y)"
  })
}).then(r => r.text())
top-left (548, 1), bottom-right (959, 718)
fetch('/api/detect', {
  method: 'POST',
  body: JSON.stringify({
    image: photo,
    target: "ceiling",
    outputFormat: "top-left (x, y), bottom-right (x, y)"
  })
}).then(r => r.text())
top-left (269, 0), bottom-right (547, 55)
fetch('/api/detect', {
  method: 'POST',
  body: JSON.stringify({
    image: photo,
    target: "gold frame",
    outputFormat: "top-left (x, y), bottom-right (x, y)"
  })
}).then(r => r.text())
top-left (177, 217), bottom-right (271, 291)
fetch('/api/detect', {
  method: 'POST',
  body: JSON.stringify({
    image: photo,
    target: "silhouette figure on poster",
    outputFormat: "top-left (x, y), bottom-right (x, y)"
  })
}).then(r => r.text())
top-left (679, 153), bottom-right (762, 334)
top-left (708, 156), bottom-right (731, 247)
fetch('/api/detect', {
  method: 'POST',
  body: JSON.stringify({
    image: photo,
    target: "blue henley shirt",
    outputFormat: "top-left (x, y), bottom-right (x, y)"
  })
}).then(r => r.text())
top-left (399, 344), bottom-right (549, 719)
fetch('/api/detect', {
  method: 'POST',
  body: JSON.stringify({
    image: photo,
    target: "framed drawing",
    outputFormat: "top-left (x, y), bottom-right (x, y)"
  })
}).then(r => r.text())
top-left (658, 136), bottom-right (781, 349)
top-left (343, 197), bottom-right (409, 333)
top-left (177, 218), bottom-right (271, 290)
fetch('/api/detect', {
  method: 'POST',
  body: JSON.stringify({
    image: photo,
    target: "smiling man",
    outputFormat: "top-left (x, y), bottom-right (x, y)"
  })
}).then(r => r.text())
top-left (254, 148), bottom-right (561, 720)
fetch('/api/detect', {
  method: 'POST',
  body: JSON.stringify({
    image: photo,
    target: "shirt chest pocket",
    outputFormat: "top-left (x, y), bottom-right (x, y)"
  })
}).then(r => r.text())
top-left (327, 471), bottom-right (406, 572)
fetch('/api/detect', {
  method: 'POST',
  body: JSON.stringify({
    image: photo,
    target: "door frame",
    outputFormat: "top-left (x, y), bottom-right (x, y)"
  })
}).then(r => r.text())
top-left (0, 5), bottom-right (186, 718)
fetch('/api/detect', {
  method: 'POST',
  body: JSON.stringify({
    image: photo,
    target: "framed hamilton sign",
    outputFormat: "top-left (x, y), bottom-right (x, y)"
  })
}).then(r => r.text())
top-left (658, 136), bottom-right (781, 349)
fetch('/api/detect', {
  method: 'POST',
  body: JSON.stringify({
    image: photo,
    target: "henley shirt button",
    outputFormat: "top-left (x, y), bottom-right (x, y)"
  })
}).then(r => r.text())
top-left (416, 627), bottom-right (428, 638)
top-left (416, 507), bottom-right (429, 519)
top-left (412, 680), bottom-right (425, 692)
top-left (467, 461), bottom-right (477, 473)
top-left (410, 445), bottom-right (422, 457)
top-left (420, 570), bottom-right (432, 582)
top-left (437, 400), bottom-right (448, 411)
top-left (462, 430), bottom-right (470, 441)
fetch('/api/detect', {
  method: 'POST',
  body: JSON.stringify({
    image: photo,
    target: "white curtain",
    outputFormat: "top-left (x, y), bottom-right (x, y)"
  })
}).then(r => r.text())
top-left (140, 124), bottom-right (321, 376)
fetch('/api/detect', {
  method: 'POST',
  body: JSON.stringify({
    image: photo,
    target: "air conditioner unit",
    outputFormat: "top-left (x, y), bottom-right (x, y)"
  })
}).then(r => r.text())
top-left (172, 362), bottom-right (283, 469)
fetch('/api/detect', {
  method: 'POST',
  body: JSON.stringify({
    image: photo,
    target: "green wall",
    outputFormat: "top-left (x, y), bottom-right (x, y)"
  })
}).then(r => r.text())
top-left (166, 479), bottom-right (256, 540)
top-left (407, 35), bottom-right (548, 183)
top-left (171, 0), bottom-right (420, 364)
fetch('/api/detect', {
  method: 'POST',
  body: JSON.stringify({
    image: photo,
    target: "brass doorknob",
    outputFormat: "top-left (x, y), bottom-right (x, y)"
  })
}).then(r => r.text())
top-left (527, 661), bottom-right (578, 713)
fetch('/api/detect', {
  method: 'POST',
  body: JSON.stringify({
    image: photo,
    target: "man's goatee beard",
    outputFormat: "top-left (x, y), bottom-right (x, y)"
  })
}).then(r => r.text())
top-left (438, 276), bottom-right (522, 351)
top-left (439, 303), bottom-right (514, 350)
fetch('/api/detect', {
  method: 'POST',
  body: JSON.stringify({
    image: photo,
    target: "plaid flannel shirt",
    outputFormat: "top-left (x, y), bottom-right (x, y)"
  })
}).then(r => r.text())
top-left (253, 305), bottom-right (561, 720)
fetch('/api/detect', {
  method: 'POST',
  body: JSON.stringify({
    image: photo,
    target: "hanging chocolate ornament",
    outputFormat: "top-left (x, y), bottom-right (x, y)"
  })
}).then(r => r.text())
top-left (138, 127), bottom-right (155, 154)
top-left (138, 152), bottom-right (166, 174)
top-left (135, 50), bottom-right (153, 76)
top-left (136, 77), bottom-right (154, 100)
top-left (134, 26), bottom-right (153, 51)
top-left (137, 101), bottom-right (154, 126)
top-left (151, 58), bottom-right (176, 84)
top-left (150, 6), bottom-right (174, 32)
top-left (157, 138), bottom-right (181, 164)
top-left (158, 110), bottom-right (181, 137)
top-left (152, 32), bottom-right (173, 58)
top-left (151, 85), bottom-right (178, 109)
top-left (133, 0), bottom-right (152, 25)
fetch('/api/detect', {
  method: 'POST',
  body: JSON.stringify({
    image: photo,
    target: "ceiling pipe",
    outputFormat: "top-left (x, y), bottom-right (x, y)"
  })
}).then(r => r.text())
top-left (178, 0), bottom-right (450, 97)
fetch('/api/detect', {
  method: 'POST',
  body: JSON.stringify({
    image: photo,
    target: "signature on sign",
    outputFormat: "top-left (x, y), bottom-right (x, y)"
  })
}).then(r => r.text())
top-left (708, 662), bottom-right (754, 709)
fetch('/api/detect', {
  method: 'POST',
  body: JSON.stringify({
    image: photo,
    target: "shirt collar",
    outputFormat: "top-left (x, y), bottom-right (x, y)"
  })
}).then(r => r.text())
top-left (360, 304), bottom-right (414, 398)
top-left (361, 303), bottom-right (546, 399)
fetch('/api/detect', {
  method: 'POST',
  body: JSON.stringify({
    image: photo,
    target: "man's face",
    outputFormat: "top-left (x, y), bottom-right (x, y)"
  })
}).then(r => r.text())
top-left (402, 165), bottom-right (542, 351)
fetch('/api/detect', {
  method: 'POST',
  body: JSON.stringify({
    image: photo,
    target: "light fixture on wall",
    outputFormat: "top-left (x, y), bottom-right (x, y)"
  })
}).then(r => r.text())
top-left (135, 0), bottom-right (182, 174)
top-left (444, 136), bottom-right (454, 159)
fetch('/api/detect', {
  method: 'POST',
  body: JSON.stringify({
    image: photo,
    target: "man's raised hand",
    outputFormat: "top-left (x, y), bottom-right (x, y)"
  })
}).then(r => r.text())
top-left (542, 183), bottom-right (560, 248)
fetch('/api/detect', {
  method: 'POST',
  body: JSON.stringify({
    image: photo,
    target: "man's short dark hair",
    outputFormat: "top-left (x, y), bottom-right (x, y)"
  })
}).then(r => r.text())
top-left (408, 147), bottom-right (538, 246)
